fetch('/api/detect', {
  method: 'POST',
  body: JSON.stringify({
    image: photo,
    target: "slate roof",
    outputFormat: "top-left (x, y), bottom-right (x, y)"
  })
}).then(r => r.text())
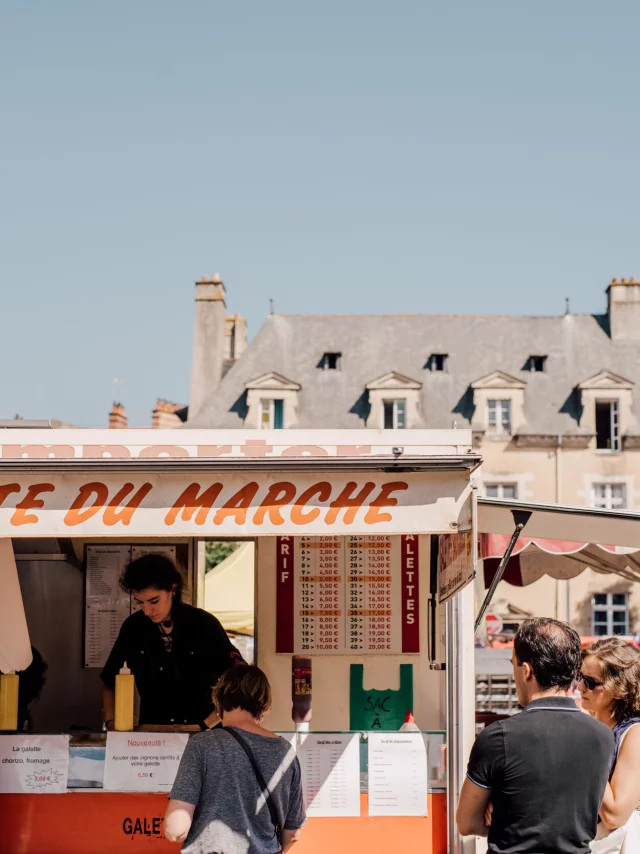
top-left (186, 311), bottom-right (640, 434)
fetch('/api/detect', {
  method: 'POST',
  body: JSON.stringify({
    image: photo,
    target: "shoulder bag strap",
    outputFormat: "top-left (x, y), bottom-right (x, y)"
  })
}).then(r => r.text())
top-left (224, 727), bottom-right (281, 839)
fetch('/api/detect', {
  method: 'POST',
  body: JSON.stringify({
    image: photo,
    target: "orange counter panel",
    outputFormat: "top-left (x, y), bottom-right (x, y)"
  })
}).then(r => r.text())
top-left (0, 792), bottom-right (447, 854)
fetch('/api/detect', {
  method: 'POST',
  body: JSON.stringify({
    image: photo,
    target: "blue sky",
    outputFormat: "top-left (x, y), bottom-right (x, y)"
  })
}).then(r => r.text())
top-left (2, 1), bottom-right (640, 426)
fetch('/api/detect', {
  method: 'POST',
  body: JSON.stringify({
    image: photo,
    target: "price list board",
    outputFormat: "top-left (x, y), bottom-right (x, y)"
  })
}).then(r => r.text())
top-left (276, 535), bottom-right (419, 655)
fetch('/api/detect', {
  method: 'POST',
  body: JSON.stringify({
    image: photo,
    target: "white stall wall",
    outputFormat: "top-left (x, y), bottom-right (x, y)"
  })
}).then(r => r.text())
top-left (256, 536), bottom-right (445, 731)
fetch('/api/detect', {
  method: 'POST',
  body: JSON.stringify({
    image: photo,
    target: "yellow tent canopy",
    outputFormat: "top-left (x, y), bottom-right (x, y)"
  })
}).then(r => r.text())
top-left (204, 542), bottom-right (255, 634)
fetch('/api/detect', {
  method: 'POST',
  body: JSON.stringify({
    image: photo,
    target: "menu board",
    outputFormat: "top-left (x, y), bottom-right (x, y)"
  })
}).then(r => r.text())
top-left (84, 544), bottom-right (178, 667)
top-left (298, 733), bottom-right (361, 817)
top-left (276, 535), bottom-right (419, 654)
top-left (368, 732), bottom-right (428, 817)
top-left (84, 545), bottom-right (132, 669)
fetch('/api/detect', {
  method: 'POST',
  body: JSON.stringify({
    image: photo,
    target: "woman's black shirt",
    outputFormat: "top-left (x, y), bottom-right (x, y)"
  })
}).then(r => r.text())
top-left (100, 604), bottom-right (243, 725)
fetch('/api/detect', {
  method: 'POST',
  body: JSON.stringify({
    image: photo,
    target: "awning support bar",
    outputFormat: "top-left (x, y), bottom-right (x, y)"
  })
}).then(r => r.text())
top-left (474, 509), bottom-right (532, 632)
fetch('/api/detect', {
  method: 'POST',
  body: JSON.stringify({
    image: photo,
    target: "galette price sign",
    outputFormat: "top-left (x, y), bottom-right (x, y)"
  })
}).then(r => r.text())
top-left (0, 735), bottom-right (69, 793)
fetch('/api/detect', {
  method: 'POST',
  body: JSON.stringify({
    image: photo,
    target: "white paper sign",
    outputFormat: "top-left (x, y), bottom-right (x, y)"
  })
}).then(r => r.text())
top-left (368, 733), bottom-right (428, 816)
top-left (298, 733), bottom-right (361, 817)
top-left (0, 735), bottom-right (69, 793)
top-left (103, 732), bottom-right (188, 792)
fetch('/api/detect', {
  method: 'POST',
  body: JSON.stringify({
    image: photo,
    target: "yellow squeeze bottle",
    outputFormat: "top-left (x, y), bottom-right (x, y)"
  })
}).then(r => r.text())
top-left (0, 673), bottom-right (19, 731)
top-left (114, 662), bottom-right (134, 731)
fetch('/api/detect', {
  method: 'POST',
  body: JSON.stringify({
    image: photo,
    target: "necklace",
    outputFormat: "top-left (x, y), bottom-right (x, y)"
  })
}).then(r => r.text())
top-left (159, 620), bottom-right (174, 654)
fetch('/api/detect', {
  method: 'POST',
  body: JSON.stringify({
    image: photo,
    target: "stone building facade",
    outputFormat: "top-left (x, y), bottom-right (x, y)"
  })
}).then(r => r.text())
top-left (185, 274), bottom-right (640, 637)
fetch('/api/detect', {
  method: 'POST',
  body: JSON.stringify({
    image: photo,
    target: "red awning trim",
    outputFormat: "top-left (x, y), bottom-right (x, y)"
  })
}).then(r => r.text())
top-left (480, 533), bottom-right (640, 560)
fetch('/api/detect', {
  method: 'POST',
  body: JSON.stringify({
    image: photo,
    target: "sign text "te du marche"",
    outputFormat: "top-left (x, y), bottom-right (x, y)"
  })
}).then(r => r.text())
top-left (0, 479), bottom-right (409, 529)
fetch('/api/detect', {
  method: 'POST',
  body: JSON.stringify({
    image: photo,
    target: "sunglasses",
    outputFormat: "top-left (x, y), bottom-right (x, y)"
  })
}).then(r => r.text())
top-left (578, 671), bottom-right (603, 691)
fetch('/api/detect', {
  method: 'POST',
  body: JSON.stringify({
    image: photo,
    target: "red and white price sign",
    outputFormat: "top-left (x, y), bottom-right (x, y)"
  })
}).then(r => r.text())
top-left (276, 535), bottom-right (420, 655)
top-left (485, 612), bottom-right (504, 635)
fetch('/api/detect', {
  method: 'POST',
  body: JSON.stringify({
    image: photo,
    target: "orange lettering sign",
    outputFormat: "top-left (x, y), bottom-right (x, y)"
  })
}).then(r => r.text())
top-left (290, 482), bottom-right (332, 525)
top-left (63, 482), bottom-right (109, 526)
top-left (325, 481), bottom-right (376, 525)
top-left (103, 483), bottom-right (153, 526)
top-left (0, 484), bottom-right (21, 507)
top-left (252, 482), bottom-right (297, 526)
top-left (10, 483), bottom-right (55, 526)
top-left (213, 482), bottom-right (260, 526)
top-left (164, 483), bottom-right (223, 526)
top-left (363, 482), bottom-right (409, 524)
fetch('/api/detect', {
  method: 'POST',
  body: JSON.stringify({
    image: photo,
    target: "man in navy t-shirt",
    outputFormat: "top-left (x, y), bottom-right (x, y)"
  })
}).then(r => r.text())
top-left (457, 618), bottom-right (613, 854)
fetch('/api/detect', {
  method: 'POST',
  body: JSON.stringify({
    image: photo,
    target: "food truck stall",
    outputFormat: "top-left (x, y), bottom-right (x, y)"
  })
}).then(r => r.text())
top-left (0, 428), bottom-right (482, 854)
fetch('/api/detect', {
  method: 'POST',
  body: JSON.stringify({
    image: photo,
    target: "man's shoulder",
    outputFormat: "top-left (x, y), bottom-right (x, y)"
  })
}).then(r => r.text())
top-left (502, 705), bottom-right (614, 746)
top-left (575, 711), bottom-right (615, 746)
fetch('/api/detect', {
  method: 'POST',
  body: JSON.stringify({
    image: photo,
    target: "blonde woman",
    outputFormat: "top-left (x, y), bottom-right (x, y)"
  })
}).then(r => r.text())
top-left (579, 637), bottom-right (640, 854)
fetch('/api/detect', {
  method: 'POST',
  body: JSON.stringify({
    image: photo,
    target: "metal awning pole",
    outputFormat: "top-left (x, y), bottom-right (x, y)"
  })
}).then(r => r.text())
top-left (474, 509), bottom-right (532, 632)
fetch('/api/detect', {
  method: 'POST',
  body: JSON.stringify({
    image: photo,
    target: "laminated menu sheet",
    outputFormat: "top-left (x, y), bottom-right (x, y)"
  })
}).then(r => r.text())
top-left (368, 732), bottom-right (428, 816)
top-left (297, 733), bottom-right (361, 817)
top-left (84, 545), bottom-right (132, 668)
top-left (276, 535), bottom-right (420, 654)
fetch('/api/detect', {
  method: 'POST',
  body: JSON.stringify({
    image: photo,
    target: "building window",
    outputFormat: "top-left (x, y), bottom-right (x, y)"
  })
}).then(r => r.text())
top-left (595, 400), bottom-right (621, 451)
top-left (319, 352), bottom-right (341, 370)
top-left (426, 353), bottom-right (448, 372)
top-left (591, 483), bottom-right (627, 510)
top-left (487, 399), bottom-right (512, 435)
top-left (592, 593), bottom-right (629, 636)
top-left (260, 398), bottom-right (284, 429)
top-left (485, 483), bottom-right (518, 500)
top-left (525, 355), bottom-right (547, 372)
top-left (383, 399), bottom-right (406, 429)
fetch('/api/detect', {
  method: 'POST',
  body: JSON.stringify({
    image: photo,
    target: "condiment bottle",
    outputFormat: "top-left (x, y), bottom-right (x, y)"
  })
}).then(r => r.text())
top-left (291, 655), bottom-right (312, 732)
top-left (399, 709), bottom-right (420, 732)
top-left (0, 672), bottom-right (19, 731)
top-left (114, 662), bottom-right (134, 731)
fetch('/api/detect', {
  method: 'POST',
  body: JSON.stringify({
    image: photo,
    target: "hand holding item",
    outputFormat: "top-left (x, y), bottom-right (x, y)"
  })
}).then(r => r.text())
top-left (485, 802), bottom-right (494, 827)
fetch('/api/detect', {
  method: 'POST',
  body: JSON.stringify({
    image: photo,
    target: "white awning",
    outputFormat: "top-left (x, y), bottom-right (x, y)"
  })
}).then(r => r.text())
top-left (478, 497), bottom-right (640, 550)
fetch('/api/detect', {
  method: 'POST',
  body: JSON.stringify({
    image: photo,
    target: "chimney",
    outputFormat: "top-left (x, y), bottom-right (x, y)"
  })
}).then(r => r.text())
top-left (224, 314), bottom-right (248, 364)
top-left (109, 402), bottom-right (128, 429)
top-left (608, 277), bottom-right (640, 340)
top-left (189, 273), bottom-right (226, 420)
top-left (152, 399), bottom-right (183, 429)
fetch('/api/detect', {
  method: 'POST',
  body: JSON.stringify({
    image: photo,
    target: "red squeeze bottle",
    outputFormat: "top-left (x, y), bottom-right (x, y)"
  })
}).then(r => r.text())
top-left (292, 655), bottom-right (312, 732)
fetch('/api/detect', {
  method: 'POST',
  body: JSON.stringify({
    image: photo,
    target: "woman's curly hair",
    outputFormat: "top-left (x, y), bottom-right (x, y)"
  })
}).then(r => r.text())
top-left (583, 637), bottom-right (640, 723)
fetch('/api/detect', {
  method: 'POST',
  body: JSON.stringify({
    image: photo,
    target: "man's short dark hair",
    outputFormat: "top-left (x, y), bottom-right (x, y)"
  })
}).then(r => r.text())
top-left (514, 618), bottom-right (581, 690)
top-left (120, 554), bottom-right (184, 602)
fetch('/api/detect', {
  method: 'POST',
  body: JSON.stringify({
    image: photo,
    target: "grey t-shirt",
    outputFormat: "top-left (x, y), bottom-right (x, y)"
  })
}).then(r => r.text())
top-left (170, 727), bottom-right (306, 854)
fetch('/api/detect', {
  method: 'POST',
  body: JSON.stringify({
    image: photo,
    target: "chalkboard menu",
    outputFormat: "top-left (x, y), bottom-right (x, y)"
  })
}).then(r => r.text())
top-left (276, 535), bottom-right (420, 655)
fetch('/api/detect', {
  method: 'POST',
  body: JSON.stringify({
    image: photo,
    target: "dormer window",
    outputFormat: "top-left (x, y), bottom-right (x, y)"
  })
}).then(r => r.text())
top-left (319, 352), bottom-right (341, 370)
top-left (470, 372), bottom-right (525, 441)
top-left (578, 371), bottom-right (633, 453)
top-left (426, 353), bottom-right (448, 372)
top-left (383, 399), bottom-right (406, 429)
top-left (525, 355), bottom-right (547, 373)
top-left (595, 400), bottom-right (620, 452)
top-left (487, 399), bottom-right (512, 435)
top-left (364, 372), bottom-right (422, 430)
top-left (245, 372), bottom-right (301, 430)
top-left (260, 398), bottom-right (284, 430)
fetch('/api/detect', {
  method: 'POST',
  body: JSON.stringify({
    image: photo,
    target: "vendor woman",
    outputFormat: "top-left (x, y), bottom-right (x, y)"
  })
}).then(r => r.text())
top-left (100, 553), bottom-right (243, 731)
